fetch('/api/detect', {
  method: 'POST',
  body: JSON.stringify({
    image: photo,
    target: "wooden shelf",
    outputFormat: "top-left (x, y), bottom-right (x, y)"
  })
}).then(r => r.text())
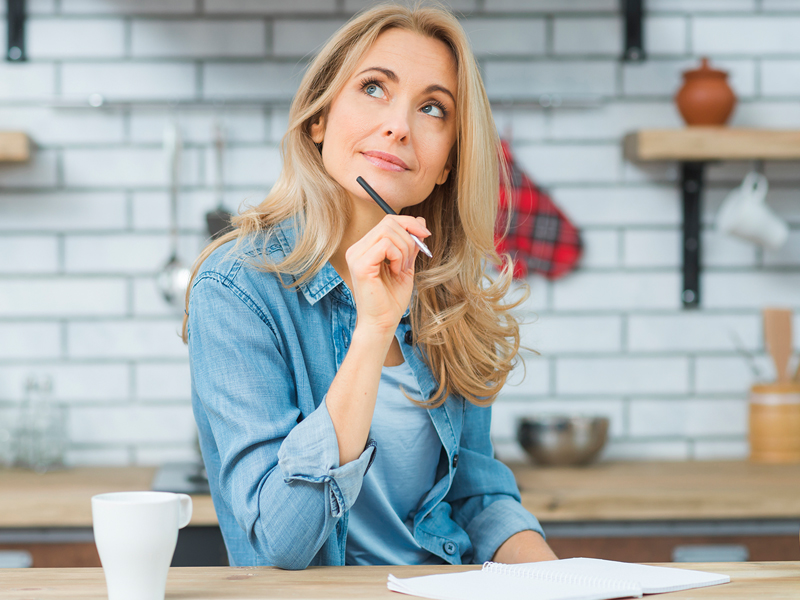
top-left (624, 127), bottom-right (800, 162)
top-left (0, 131), bottom-right (30, 162)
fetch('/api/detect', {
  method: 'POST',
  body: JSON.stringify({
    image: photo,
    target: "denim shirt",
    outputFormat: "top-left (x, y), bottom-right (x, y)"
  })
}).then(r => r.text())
top-left (187, 217), bottom-right (544, 570)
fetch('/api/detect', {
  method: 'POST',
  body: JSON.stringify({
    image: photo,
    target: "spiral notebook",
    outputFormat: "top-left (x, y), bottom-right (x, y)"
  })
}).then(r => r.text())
top-left (387, 558), bottom-right (730, 600)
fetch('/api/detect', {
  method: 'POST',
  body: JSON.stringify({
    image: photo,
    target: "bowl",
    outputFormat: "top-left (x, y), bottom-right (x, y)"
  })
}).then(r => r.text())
top-left (517, 415), bottom-right (609, 467)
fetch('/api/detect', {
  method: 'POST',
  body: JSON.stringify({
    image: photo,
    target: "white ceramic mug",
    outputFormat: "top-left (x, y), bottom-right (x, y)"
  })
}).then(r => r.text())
top-left (92, 491), bottom-right (192, 600)
top-left (717, 171), bottom-right (789, 250)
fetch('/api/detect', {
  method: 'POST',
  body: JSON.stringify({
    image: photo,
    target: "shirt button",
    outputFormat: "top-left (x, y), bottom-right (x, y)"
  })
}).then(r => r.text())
top-left (452, 454), bottom-right (459, 469)
top-left (404, 330), bottom-right (413, 345)
top-left (443, 541), bottom-right (457, 555)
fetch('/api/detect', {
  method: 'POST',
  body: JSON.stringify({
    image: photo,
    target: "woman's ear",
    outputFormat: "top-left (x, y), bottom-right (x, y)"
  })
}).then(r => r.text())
top-left (436, 162), bottom-right (452, 185)
top-left (310, 114), bottom-right (326, 144)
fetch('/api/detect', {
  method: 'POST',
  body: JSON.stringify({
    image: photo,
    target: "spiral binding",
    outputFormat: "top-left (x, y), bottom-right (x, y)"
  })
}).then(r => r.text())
top-left (481, 562), bottom-right (637, 593)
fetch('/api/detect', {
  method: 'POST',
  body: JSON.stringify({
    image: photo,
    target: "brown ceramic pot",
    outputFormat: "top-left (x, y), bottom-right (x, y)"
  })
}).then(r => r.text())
top-left (675, 57), bottom-right (737, 126)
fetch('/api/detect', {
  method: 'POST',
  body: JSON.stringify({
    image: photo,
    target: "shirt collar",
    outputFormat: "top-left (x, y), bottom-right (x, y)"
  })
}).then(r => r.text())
top-left (273, 215), bottom-right (411, 318)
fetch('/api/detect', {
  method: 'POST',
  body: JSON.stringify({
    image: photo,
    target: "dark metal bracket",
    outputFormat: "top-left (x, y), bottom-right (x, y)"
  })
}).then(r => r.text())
top-left (622, 0), bottom-right (645, 62)
top-left (680, 162), bottom-right (705, 309)
top-left (6, 0), bottom-right (26, 62)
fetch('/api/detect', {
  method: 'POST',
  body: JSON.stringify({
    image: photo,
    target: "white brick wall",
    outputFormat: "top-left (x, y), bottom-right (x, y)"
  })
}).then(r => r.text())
top-left (1, 0), bottom-right (798, 466)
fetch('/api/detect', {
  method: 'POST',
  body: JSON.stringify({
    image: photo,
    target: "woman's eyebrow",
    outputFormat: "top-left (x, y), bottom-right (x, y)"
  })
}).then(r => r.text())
top-left (356, 66), bottom-right (456, 106)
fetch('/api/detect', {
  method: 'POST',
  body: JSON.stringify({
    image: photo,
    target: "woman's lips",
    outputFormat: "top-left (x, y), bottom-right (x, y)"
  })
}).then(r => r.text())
top-left (361, 151), bottom-right (409, 172)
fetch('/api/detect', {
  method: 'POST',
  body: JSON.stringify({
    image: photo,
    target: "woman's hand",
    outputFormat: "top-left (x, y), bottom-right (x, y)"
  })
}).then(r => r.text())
top-left (345, 214), bottom-right (430, 334)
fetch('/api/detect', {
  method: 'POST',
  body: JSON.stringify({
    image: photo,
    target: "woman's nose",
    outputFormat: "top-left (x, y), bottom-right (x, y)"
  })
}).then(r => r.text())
top-left (381, 106), bottom-right (411, 142)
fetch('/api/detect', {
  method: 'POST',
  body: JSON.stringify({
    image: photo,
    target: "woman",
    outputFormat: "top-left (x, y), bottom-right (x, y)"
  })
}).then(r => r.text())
top-left (184, 3), bottom-right (557, 569)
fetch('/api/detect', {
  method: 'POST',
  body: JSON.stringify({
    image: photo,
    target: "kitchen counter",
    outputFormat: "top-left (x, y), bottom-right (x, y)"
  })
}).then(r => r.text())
top-left (4, 460), bottom-right (800, 528)
top-left (2, 562), bottom-right (798, 599)
top-left (3, 461), bottom-right (800, 565)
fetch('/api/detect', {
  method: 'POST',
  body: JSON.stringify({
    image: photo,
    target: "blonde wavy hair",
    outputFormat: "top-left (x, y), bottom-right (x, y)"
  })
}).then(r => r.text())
top-left (182, 2), bottom-right (527, 408)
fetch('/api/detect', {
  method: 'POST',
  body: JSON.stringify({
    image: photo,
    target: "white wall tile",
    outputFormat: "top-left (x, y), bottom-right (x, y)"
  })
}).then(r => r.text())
top-left (0, 323), bottom-right (61, 360)
top-left (133, 277), bottom-right (185, 317)
top-left (763, 230), bottom-right (800, 266)
top-left (553, 17), bottom-right (621, 56)
top-left (521, 315), bottom-right (622, 354)
top-left (0, 0), bottom-right (57, 14)
top-left (132, 20), bottom-right (266, 58)
top-left (629, 399), bottom-right (747, 437)
top-left (0, 236), bottom-right (59, 274)
top-left (63, 148), bottom-right (201, 188)
top-left (603, 440), bottom-right (690, 461)
top-left (0, 150), bottom-right (58, 189)
top-left (0, 107), bottom-right (124, 145)
top-left (553, 272), bottom-right (682, 311)
top-left (203, 62), bottom-right (303, 99)
top-left (731, 102), bottom-right (800, 128)
top-left (64, 447), bottom-right (132, 467)
top-left (579, 230), bottom-right (620, 268)
top-left (695, 356), bottom-right (773, 393)
top-left (28, 19), bottom-right (126, 58)
top-left (552, 186), bottom-right (680, 226)
top-left (762, 0), bottom-right (800, 9)
top-left (136, 362), bottom-right (191, 400)
top-left (628, 314), bottom-right (760, 352)
top-left (61, 0), bottom-right (196, 14)
top-left (273, 19), bottom-right (348, 57)
top-left (463, 18), bottom-right (547, 56)
top-left (491, 398), bottom-right (625, 442)
top-left (65, 234), bottom-right (171, 274)
top-left (129, 109), bottom-right (266, 144)
top-left (646, 0), bottom-right (757, 11)
top-left (221, 146), bottom-right (283, 186)
top-left (62, 63), bottom-right (197, 100)
top-left (550, 102), bottom-right (683, 141)
top-left (0, 63), bottom-right (55, 99)
top-left (0, 193), bottom-right (127, 231)
top-left (345, 0), bottom-right (477, 10)
top-left (558, 357), bottom-right (689, 395)
top-left (484, 0), bottom-right (617, 11)
top-left (693, 440), bottom-right (748, 461)
top-left (513, 144), bottom-right (621, 184)
top-left (484, 61), bottom-right (617, 98)
top-left (204, 0), bottom-right (336, 14)
top-left (0, 364), bottom-right (130, 402)
top-left (68, 320), bottom-right (188, 359)
top-left (761, 60), bottom-right (800, 96)
top-left (0, 279), bottom-right (127, 317)
top-left (69, 405), bottom-right (196, 444)
top-left (623, 229), bottom-right (679, 268)
top-left (693, 17), bottom-right (800, 55)
top-left (500, 356), bottom-right (550, 398)
top-left (703, 273), bottom-right (800, 309)
top-left (623, 59), bottom-right (755, 98)
top-left (646, 17), bottom-right (687, 55)
top-left (135, 445), bottom-right (200, 465)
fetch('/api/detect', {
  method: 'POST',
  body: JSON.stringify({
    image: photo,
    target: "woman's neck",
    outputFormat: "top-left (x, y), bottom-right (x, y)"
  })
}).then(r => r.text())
top-left (329, 198), bottom-right (386, 290)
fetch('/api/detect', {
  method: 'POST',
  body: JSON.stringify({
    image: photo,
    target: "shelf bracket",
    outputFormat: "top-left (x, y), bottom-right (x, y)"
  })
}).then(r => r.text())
top-left (681, 161), bottom-right (705, 309)
top-left (622, 0), bottom-right (645, 62)
top-left (6, 0), bottom-right (26, 62)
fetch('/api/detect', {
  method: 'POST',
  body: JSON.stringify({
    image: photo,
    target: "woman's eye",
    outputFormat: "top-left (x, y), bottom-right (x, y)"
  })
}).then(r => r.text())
top-left (422, 104), bottom-right (444, 118)
top-left (365, 83), bottom-right (385, 99)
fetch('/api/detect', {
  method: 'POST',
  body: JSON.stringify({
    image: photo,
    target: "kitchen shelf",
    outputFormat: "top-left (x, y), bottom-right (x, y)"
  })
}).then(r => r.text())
top-left (624, 127), bottom-right (800, 309)
top-left (0, 131), bottom-right (29, 162)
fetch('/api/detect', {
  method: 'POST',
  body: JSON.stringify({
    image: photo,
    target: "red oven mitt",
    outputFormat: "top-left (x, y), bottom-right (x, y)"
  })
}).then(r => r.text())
top-left (495, 140), bottom-right (583, 279)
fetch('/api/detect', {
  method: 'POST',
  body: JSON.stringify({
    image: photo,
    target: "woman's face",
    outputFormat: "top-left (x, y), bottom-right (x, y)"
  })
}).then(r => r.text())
top-left (310, 28), bottom-right (458, 213)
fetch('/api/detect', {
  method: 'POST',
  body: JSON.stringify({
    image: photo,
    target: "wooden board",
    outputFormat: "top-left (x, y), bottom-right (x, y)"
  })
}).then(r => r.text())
top-left (0, 467), bottom-right (217, 527)
top-left (1, 562), bottom-right (798, 599)
top-left (0, 131), bottom-right (30, 162)
top-left (511, 460), bottom-right (800, 522)
top-left (624, 128), bottom-right (800, 161)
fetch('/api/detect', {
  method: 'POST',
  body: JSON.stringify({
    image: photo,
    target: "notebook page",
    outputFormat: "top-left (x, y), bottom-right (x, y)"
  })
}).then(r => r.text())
top-left (503, 558), bottom-right (730, 594)
top-left (387, 569), bottom-right (642, 600)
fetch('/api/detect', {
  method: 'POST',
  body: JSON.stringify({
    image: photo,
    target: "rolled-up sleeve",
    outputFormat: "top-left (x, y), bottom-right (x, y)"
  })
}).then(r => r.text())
top-left (188, 272), bottom-right (372, 569)
top-left (444, 401), bottom-right (545, 564)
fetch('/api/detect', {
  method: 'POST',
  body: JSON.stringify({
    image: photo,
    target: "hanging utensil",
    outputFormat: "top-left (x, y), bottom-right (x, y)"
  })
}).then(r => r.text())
top-left (157, 122), bottom-right (191, 307)
top-left (763, 307), bottom-right (792, 383)
top-left (206, 119), bottom-right (234, 240)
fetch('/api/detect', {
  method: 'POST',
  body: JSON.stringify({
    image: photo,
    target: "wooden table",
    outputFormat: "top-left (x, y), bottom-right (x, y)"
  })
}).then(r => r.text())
top-left (1, 562), bottom-right (798, 599)
top-left (3, 462), bottom-right (800, 565)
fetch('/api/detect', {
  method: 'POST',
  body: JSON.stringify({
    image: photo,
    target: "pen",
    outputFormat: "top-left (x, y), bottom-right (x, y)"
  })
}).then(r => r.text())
top-left (356, 176), bottom-right (433, 258)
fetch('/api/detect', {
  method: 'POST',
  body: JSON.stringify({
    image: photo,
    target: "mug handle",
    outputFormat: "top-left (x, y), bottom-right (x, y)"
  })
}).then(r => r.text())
top-left (177, 494), bottom-right (193, 529)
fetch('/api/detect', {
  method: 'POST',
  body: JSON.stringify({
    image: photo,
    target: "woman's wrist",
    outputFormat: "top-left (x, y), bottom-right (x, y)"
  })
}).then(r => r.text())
top-left (351, 321), bottom-right (398, 352)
